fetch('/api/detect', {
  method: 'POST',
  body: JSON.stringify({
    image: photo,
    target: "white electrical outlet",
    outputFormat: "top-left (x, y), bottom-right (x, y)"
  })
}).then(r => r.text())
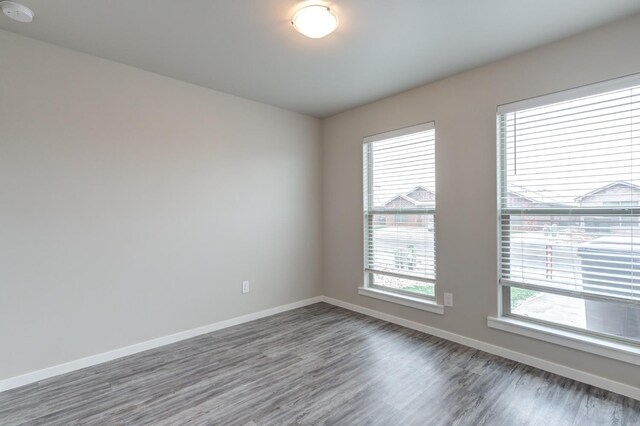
top-left (242, 281), bottom-right (250, 294)
top-left (444, 292), bottom-right (453, 307)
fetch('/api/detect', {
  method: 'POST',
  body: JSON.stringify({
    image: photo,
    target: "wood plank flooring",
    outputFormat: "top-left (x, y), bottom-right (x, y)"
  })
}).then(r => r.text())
top-left (1, 302), bottom-right (639, 425)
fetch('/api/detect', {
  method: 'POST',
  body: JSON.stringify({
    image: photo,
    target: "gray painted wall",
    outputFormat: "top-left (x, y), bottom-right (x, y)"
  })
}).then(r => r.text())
top-left (321, 14), bottom-right (640, 388)
top-left (0, 30), bottom-right (322, 380)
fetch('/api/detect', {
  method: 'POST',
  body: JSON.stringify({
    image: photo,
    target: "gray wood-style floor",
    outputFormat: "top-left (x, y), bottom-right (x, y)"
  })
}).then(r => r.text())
top-left (1, 303), bottom-right (639, 425)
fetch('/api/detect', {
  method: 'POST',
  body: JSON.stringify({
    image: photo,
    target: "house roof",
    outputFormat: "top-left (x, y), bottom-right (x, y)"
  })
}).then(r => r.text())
top-left (575, 181), bottom-right (640, 202)
top-left (383, 182), bottom-right (640, 209)
top-left (406, 185), bottom-right (433, 194)
top-left (384, 194), bottom-right (419, 207)
top-left (507, 184), bottom-right (567, 207)
top-left (406, 185), bottom-right (435, 201)
top-left (383, 188), bottom-right (435, 208)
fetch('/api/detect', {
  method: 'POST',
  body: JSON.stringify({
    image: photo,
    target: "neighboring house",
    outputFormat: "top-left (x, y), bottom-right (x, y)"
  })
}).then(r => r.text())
top-left (379, 181), bottom-right (640, 233)
top-left (506, 189), bottom-right (540, 231)
top-left (384, 194), bottom-right (422, 209)
top-left (576, 181), bottom-right (640, 206)
top-left (406, 186), bottom-right (435, 205)
top-left (507, 185), bottom-right (568, 209)
top-left (379, 186), bottom-right (435, 227)
top-left (507, 186), bottom-right (570, 232)
top-left (576, 181), bottom-right (640, 234)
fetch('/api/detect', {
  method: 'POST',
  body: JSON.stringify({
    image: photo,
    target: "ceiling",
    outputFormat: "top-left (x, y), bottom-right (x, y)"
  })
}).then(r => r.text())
top-left (2, 1), bottom-right (640, 118)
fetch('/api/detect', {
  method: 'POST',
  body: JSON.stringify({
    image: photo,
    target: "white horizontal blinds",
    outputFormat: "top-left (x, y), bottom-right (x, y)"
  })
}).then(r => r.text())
top-left (499, 79), bottom-right (640, 304)
top-left (364, 124), bottom-right (436, 285)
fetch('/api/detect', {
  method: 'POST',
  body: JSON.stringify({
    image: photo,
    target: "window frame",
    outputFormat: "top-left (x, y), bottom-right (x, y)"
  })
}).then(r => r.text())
top-left (495, 73), bottom-right (640, 351)
top-left (362, 122), bottom-right (438, 303)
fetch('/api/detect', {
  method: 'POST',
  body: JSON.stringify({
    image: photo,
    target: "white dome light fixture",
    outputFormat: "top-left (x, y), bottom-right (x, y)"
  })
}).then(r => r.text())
top-left (0, 1), bottom-right (34, 23)
top-left (292, 5), bottom-right (338, 39)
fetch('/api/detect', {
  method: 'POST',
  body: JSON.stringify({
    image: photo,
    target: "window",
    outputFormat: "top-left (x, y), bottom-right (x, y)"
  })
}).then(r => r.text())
top-left (498, 75), bottom-right (640, 345)
top-left (363, 122), bottom-right (436, 299)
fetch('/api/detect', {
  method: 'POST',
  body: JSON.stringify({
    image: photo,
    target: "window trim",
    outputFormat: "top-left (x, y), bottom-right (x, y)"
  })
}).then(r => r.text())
top-left (488, 315), bottom-right (640, 366)
top-left (358, 286), bottom-right (444, 315)
top-left (363, 122), bottom-right (435, 144)
top-left (496, 72), bottom-right (640, 115)
top-left (495, 74), bottom-right (640, 360)
top-left (363, 122), bottom-right (437, 305)
top-left (502, 282), bottom-right (640, 346)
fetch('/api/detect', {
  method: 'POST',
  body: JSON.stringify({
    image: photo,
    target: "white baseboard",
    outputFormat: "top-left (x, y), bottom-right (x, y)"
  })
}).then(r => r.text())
top-left (320, 296), bottom-right (640, 401)
top-left (3, 295), bottom-right (639, 401)
top-left (0, 296), bottom-right (323, 393)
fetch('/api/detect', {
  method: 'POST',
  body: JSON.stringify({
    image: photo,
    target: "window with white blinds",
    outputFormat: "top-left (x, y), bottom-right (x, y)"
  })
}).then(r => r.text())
top-left (363, 122), bottom-right (435, 299)
top-left (498, 74), bottom-right (640, 343)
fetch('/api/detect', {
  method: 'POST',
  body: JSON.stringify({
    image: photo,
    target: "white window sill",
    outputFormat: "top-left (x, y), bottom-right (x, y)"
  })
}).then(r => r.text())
top-left (487, 316), bottom-right (640, 366)
top-left (358, 286), bottom-right (444, 315)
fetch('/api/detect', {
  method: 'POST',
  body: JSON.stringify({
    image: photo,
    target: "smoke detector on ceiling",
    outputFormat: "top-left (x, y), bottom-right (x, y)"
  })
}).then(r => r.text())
top-left (1, 1), bottom-right (34, 23)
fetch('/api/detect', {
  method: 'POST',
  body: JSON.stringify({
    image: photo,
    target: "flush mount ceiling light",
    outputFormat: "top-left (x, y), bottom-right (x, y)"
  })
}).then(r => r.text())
top-left (0, 1), bottom-right (34, 23)
top-left (292, 5), bottom-right (338, 39)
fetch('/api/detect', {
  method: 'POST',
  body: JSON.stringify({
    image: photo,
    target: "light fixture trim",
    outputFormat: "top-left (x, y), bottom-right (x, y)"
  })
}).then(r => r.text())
top-left (292, 5), bottom-right (338, 39)
top-left (0, 1), bottom-right (34, 23)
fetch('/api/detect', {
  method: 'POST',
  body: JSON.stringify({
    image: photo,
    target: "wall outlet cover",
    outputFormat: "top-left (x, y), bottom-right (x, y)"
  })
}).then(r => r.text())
top-left (444, 292), bottom-right (453, 307)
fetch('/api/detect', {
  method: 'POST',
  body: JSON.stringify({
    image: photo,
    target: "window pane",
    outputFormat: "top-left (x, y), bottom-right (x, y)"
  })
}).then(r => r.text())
top-left (510, 286), bottom-right (640, 342)
top-left (367, 214), bottom-right (435, 280)
top-left (500, 83), bottom-right (640, 299)
top-left (501, 214), bottom-right (640, 300)
top-left (369, 132), bottom-right (435, 210)
top-left (372, 273), bottom-right (435, 297)
top-left (502, 86), bottom-right (640, 208)
top-left (364, 124), bottom-right (436, 298)
top-left (499, 78), bottom-right (640, 344)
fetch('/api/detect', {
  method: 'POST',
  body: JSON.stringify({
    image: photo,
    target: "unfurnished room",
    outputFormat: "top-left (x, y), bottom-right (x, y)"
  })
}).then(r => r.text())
top-left (1, 1), bottom-right (640, 425)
